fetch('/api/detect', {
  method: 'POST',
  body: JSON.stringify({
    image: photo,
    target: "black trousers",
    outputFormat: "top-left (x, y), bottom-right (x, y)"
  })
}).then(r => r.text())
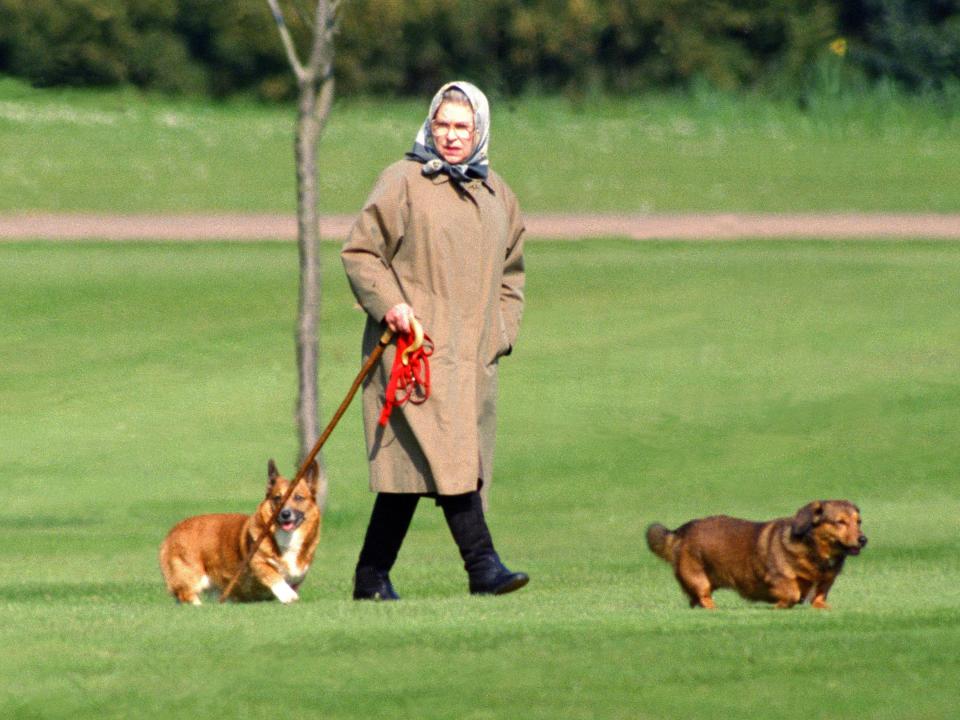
top-left (355, 492), bottom-right (421, 575)
top-left (355, 490), bottom-right (497, 578)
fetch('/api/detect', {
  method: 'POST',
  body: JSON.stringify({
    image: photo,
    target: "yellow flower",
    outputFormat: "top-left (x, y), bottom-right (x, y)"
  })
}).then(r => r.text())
top-left (829, 38), bottom-right (848, 58)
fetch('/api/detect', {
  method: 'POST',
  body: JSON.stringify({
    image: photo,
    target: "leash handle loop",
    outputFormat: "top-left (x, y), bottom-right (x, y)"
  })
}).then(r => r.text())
top-left (379, 318), bottom-right (432, 426)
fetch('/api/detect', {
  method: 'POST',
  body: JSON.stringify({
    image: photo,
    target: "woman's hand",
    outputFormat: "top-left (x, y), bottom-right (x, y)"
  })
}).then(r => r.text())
top-left (385, 303), bottom-right (416, 334)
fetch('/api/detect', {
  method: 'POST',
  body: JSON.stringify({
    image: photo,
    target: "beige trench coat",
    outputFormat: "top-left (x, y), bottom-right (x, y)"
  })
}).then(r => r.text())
top-left (341, 159), bottom-right (526, 496)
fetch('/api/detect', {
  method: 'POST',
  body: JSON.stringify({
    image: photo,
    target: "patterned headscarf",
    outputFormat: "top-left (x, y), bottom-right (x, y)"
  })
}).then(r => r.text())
top-left (406, 81), bottom-right (490, 183)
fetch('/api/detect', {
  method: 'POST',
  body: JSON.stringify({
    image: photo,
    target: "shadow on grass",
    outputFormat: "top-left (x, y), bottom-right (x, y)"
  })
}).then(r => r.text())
top-left (0, 581), bottom-right (157, 603)
top-left (0, 516), bottom-right (104, 530)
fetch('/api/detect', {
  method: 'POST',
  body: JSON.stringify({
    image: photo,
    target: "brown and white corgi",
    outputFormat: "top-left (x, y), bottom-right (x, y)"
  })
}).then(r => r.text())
top-left (159, 459), bottom-right (321, 604)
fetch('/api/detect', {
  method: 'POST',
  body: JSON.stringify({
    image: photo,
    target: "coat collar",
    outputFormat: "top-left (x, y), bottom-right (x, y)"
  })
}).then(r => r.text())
top-left (429, 172), bottom-right (496, 196)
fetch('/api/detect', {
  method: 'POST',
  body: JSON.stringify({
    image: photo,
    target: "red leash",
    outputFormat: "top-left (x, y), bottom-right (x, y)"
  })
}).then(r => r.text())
top-left (379, 322), bottom-right (433, 426)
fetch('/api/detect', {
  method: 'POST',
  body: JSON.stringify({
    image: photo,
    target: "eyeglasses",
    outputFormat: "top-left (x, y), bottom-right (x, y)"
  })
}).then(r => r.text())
top-left (431, 121), bottom-right (474, 140)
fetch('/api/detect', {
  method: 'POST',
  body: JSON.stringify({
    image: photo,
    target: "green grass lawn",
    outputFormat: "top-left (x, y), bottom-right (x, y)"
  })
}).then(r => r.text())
top-left (1, 240), bottom-right (958, 719)
top-left (2, 76), bottom-right (959, 214)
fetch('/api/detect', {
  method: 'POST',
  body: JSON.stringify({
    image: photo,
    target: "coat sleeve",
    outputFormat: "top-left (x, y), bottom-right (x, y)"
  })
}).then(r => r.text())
top-left (341, 165), bottom-right (409, 322)
top-left (499, 185), bottom-right (526, 350)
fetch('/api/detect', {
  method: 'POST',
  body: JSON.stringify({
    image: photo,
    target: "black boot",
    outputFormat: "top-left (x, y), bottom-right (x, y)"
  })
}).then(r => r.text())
top-left (353, 493), bottom-right (419, 600)
top-left (439, 491), bottom-right (529, 596)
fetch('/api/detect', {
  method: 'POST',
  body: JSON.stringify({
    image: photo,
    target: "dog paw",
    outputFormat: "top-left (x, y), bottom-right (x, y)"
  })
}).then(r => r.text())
top-left (271, 581), bottom-right (300, 604)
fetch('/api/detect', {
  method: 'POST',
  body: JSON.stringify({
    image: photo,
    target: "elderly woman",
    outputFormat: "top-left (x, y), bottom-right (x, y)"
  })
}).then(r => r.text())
top-left (341, 81), bottom-right (527, 600)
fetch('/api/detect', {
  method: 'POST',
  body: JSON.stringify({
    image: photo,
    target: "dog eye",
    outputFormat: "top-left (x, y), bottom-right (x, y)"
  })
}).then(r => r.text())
top-left (294, 495), bottom-right (304, 502)
top-left (273, 495), bottom-right (282, 504)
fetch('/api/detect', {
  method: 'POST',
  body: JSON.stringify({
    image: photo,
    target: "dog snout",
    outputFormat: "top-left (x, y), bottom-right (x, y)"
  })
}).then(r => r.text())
top-left (858, 534), bottom-right (868, 547)
top-left (278, 508), bottom-right (294, 523)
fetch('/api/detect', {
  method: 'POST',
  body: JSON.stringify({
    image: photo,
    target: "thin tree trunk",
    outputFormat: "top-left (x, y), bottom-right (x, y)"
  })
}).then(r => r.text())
top-left (293, 75), bottom-right (336, 511)
top-left (294, 78), bottom-right (323, 504)
top-left (268, 0), bottom-right (337, 510)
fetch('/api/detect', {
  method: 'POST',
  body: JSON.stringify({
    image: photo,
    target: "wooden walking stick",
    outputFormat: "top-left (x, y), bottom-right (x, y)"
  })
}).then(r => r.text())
top-left (219, 325), bottom-right (405, 603)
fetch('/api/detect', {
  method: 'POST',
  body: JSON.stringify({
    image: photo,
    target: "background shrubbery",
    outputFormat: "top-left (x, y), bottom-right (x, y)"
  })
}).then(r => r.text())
top-left (0, 0), bottom-right (958, 98)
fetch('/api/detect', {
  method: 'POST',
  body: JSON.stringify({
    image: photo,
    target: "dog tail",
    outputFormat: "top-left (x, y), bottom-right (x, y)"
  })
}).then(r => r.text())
top-left (645, 523), bottom-right (677, 564)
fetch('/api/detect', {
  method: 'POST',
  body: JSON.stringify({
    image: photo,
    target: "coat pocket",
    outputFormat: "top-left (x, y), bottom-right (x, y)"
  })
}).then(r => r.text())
top-left (489, 311), bottom-right (511, 364)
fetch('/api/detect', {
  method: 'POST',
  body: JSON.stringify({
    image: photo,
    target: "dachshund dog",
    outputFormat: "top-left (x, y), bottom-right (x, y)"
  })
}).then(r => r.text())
top-left (646, 500), bottom-right (866, 609)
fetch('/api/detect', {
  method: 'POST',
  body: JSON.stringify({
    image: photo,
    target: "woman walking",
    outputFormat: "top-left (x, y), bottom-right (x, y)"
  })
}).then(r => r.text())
top-left (341, 81), bottom-right (528, 600)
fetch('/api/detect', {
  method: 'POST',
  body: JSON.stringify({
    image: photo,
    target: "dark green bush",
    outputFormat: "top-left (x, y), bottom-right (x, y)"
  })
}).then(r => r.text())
top-left (1, 0), bottom-right (132, 86)
top-left (838, 0), bottom-right (960, 91)
top-left (0, 0), bottom-right (956, 97)
top-left (334, 0), bottom-right (840, 96)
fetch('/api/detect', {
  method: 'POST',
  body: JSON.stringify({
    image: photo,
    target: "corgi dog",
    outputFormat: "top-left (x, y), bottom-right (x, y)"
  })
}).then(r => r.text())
top-left (159, 460), bottom-right (321, 604)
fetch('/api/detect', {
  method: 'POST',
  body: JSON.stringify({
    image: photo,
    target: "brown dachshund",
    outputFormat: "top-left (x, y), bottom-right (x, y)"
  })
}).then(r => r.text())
top-left (646, 500), bottom-right (866, 609)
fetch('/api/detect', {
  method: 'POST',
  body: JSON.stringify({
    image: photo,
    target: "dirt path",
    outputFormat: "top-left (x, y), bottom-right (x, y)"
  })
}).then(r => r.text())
top-left (1, 212), bottom-right (958, 241)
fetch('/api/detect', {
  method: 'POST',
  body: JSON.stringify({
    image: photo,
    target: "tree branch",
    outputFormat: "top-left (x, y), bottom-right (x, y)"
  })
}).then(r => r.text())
top-left (314, 75), bottom-right (336, 135)
top-left (266, 0), bottom-right (306, 81)
top-left (305, 0), bottom-right (338, 81)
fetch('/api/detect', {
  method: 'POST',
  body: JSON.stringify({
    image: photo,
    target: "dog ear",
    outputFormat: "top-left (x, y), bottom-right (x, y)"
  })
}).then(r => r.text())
top-left (304, 460), bottom-right (320, 497)
top-left (266, 458), bottom-right (280, 492)
top-left (791, 501), bottom-right (824, 538)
